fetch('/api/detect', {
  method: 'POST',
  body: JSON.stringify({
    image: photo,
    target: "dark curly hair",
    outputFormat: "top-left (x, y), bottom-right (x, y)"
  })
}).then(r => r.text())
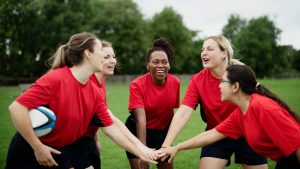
top-left (145, 37), bottom-right (175, 64)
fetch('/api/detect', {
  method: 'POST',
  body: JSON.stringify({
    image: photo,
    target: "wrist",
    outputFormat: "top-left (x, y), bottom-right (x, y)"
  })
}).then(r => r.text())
top-left (161, 143), bottom-right (170, 148)
top-left (175, 143), bottom-right (181, 151)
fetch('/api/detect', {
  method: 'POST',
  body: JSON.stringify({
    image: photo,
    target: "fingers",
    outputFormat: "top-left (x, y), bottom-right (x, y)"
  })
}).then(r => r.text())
top-left (35, 145), bottom-right (60, 167)
top-left (38, 157), bottom-right (58, 167)
top-left (167, 156), bottom-right (174, 163)
top-left (160, 155), bottom-right (168, 161)
top-left (141, 157), bottom-right (157, 165)
top-left (50, 147), bottom-right (61, 155)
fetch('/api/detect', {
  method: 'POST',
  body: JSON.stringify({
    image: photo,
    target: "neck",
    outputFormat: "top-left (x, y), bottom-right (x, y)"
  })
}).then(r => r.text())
top-left (232, 93), bottom-right (251, 114)
top-left (209, 64), bottom-right (227, 79)
top-left (94, 72), bottom-right (105, 84)
top-left (153, 78), bottom-right (165, 85)
top-left (70, 64), bottom-right (94, 84)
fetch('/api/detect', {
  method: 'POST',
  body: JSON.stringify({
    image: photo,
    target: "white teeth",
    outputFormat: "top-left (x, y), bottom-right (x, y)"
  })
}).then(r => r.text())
top-left (157, 70), bottom-right (164, 73)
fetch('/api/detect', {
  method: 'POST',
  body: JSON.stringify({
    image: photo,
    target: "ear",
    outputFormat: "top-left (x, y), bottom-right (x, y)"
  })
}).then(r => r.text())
top-left (84, 50), bottom-right (91, 59)
top-left (146, 62), bottom-right (149, 71)
top-left (232, 82), bottom-right (240, 93)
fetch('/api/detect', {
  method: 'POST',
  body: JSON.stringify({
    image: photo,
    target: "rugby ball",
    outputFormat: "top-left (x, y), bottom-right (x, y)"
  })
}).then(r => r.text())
top-left (29, 106), bottom-right (56, 137)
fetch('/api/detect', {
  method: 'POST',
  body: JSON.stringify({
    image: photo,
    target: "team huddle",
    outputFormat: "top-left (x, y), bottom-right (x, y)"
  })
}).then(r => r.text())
top-left (5, 32), bottom-right (300, 169)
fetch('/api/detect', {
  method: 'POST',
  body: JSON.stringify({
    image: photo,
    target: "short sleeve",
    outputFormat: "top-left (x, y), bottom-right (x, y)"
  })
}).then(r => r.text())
top-left (215, 109), bottom-right (243, 139)
top-left (16, 74), bottom-right (54, 109)
top-left (175, 79), bottom-right (180, 108)
top-left (182, 78), bottom-right (199, 109)
top-left (94, 88), bottom-right (113, 127)
top-left (128, 81), bottom-right (144, 110)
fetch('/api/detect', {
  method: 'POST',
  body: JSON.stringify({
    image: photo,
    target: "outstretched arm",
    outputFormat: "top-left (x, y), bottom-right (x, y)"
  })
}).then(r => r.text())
top-left (101, 122), bottom-right (157, 164)
top-left (8, 101), bottom-right (61, 167)
top-left (162, 129), bottom-right (226, 163)
top-left (162, 105), bottom-right (194, 147)
top-left (108, 110), bottom-right (157, 160)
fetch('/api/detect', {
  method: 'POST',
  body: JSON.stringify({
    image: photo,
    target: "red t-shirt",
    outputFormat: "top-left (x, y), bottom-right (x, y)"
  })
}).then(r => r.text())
top-left (128, 73), bottom-right (180, 130)
top-left (16, 67), bottom-right (112, 148)
top-left (84, 74), bottom-right (107, 138)
top-left (182, 69), bottom-right (237, 129)
top-left (216, 94), bottom-right (300, 161)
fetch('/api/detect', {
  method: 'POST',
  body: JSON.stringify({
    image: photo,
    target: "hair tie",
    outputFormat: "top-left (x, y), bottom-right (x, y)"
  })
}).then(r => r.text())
top-left (256, 82), bottom-right (260, 88)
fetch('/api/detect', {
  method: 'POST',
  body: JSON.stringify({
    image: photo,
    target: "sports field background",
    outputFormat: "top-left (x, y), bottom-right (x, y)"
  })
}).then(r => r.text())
top-left (1, 79), bottom-right (300, 168)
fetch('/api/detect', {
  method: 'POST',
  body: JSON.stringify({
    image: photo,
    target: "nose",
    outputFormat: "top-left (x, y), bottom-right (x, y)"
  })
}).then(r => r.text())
top-left (110, 57), bottom-right (117, 64)
top-left (157, 62), bottom-right (164, 67)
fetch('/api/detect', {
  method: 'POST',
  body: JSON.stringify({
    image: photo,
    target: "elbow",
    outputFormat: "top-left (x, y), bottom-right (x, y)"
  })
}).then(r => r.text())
top-left (8, 102), bottom-right (17, 115)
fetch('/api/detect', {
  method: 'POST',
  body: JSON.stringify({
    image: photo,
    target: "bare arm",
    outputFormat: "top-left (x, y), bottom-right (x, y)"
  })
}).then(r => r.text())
top-left (8, 101), bottom-right (60, 167)
top-left (296, 148), bottom-right (300, 163)
top-left (94, 131), bottom-right (101, 153)
top-left (162, 129), bottom-right (226, 163)
top-left (132, 108), bottom-right (147, 146)
top-left (101, 123), bottom-right (157, 164)
top-left (108, 110), bottom-right (157, 160)
top-left (162, 105), bottom-right (194, 147)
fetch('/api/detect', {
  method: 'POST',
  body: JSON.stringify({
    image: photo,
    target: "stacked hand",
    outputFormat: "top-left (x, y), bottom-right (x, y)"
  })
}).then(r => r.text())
top-left (156, 146), bottom-right (179, 163)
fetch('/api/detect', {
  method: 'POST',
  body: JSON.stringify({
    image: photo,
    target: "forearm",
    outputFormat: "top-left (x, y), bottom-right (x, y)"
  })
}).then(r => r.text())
top-left (9, 101), bottom-right (43, 150)
top-left (162, 105), bottom-right (193, 147)
top-left (136, 118), bottom-right (147, 145)
top-left (111, 114), bottom-right (143, 146)
top-left (102, 124), bottom-right (144, 157)
top-left (176, 129), bottom-right (225, 151)
top-left (295, 148), bottom-right (300, 162)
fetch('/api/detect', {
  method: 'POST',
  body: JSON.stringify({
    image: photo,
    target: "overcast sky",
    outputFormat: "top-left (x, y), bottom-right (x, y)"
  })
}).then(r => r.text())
top-left (132, 0), bottom-right (300, 49)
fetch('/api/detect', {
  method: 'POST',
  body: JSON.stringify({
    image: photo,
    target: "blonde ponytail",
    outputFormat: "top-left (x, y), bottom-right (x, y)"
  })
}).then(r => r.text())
top-left (48, 44), bottom-right (68, 70)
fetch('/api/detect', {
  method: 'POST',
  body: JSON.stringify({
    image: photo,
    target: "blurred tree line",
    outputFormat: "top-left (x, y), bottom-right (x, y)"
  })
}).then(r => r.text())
top-left (1, 0), bottom-right (299, 83)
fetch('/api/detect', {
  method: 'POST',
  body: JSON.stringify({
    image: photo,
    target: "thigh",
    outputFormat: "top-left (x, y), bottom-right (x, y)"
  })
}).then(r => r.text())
top-left (157, 160), bottom-right (173, 169)
top-left (233, 138), bottom-right (267, 166)
top-left (200, 138), bottom-right (233, 166)
top-left (199, 157), bottom-right (228, 169)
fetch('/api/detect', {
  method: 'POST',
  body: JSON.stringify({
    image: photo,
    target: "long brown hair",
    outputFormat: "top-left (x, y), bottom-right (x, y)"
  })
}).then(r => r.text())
top-left (226, 64), bottom-right (300, 122)
top-left (48, 32), bottom-right (98, 69)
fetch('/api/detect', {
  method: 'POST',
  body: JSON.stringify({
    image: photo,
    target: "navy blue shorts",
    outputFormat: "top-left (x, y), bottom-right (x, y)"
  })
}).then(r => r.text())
top-left (125, 114), bottom-right (169, 160)
top-left (200, 137), bottom-right (267, 166)
top-left (5, 133), bottom-right (72, 169)
top-left (66, 136), bottom-right (101, 169)
top-left (276, 152), bottom-right (300, 169)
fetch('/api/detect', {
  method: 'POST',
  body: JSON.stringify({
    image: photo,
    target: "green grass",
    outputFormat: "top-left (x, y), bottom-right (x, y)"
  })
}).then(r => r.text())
top-left (1, 78), bottom-right (300, 168)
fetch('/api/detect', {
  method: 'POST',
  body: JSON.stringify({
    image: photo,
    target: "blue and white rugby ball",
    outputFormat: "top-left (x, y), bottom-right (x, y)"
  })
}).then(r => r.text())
top-left (29, 106), bottom-right (56, 137)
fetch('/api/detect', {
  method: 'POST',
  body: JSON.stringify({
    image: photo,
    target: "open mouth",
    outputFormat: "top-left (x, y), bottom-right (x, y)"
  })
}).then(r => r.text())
top-left (202, 58), bottom-right (210, 64)
top-left (156, 70), bottom-right (166, 76)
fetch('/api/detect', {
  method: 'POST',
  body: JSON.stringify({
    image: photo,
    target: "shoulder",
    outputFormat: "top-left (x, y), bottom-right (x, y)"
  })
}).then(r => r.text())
top-left (191, 69), bottom-right (208, 80)
top-left (250, 94), bottom-right (283, 115)
top-left (36, 67), bottom-right (68, 84)
top-left (130, 73), bottom-right (148, 86)
top-left (167, 74), bottom-right (180, 84)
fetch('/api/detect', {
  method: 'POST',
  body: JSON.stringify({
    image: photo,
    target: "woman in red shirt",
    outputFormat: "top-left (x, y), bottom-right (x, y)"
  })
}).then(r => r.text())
top-left (125, 38), bottom-right (180, 169)
top-left (162, 35), bottom-right (267, 169)
top-left (6, 32), bottom-right (156, 169)
top-left (73, 40), bottom-right (157, 169)
top-left (160, 64), bottom-right (300, 169)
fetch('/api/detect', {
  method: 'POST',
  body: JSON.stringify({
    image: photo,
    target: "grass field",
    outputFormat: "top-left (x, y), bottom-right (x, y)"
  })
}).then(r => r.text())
top-left (1, 78), bottom-right (300, 168)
